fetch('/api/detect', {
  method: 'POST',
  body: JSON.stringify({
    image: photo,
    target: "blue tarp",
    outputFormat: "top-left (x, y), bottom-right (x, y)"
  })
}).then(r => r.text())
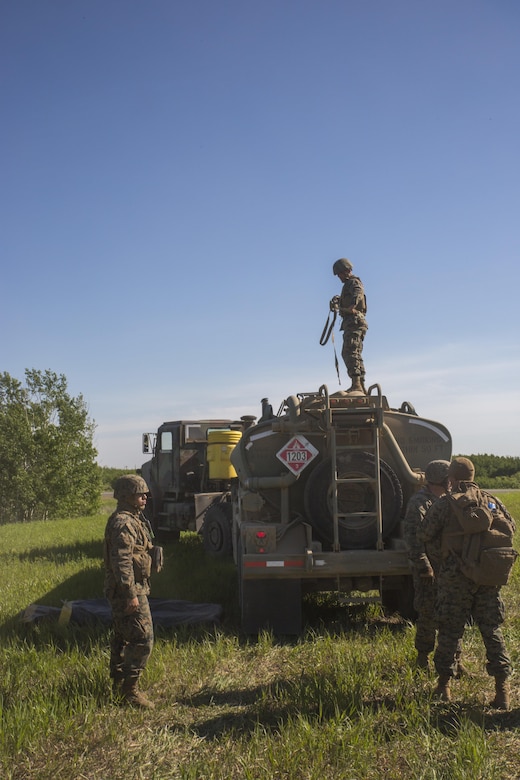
top-left (19, 597), bottom-right (222, 627)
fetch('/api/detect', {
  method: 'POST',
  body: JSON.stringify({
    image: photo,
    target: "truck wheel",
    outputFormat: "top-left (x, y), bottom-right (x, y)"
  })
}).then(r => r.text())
top-left (303, 452), bottom-right (403, 549)
top-left (202, 503), bottom-right (233, 557)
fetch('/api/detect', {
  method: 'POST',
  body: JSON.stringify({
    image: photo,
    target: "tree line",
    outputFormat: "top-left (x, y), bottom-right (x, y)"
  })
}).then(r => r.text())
top-left (98, 466), bottom-right (136, 492)
top-left (456, 453), bottom-right (520, 489)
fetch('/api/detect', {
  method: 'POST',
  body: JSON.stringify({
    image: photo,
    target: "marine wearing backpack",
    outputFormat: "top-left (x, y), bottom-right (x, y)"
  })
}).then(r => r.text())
top-left (443, 483), bottom-right (518, 586)
top-left (418, 457), bottom-right (516, 710)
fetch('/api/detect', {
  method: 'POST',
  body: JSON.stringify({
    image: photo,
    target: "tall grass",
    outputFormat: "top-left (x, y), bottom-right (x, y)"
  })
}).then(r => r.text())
top-left (1, 495), bottom-right (519, 779)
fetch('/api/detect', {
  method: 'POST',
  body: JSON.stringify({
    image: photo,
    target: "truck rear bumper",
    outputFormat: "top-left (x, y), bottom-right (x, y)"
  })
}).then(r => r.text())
top-left (241, 549), bottom-right (410, 579)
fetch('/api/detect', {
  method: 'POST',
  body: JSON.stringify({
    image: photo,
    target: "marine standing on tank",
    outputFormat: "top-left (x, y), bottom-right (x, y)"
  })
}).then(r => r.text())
top-left (404, 459), bottom-right (462, 672)
top-left (331, 258), bottom-right (367, 393)
top-left (419, 457), bottom-right (514, 710)
top-left (104, 474), bottom-right (158, 709)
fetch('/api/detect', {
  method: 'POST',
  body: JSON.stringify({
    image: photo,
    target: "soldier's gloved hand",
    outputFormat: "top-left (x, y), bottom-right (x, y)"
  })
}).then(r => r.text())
top-left (330, 295), bottom-right (340, 312)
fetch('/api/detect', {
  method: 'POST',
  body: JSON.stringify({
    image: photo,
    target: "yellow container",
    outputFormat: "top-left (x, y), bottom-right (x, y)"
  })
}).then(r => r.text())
top-left (207, 430), bottom-right (242, 479)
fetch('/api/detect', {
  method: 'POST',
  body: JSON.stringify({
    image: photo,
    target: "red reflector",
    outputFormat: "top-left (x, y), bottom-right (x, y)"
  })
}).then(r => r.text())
top-left (256, 531), bottom-right (267, 538)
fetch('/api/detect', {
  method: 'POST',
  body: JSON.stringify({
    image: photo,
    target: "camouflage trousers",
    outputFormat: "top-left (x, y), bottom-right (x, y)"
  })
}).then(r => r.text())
top-left (412, 571), bottom-right (438, 654)
top-left (341, 319), bottom-right (367, 379)
top-left (412, 571), bottom-right (462, 660)
top-left (108, 594), bottom-right (154, 681)
top-left (433, 561), bottom-right (511, 679)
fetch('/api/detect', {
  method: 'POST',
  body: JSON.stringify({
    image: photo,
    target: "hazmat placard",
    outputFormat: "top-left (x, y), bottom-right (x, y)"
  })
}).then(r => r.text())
top-left (276, 435), bottom-right (319, 475)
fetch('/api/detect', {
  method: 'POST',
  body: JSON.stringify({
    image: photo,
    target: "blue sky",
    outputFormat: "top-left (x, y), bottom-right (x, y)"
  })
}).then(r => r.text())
top-left (2, 0), bottom-right (519, 467)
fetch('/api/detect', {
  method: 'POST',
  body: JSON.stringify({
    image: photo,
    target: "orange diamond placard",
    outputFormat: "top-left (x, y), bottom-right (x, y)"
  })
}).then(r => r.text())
top-left (276, 435), bottom-right (319, 475)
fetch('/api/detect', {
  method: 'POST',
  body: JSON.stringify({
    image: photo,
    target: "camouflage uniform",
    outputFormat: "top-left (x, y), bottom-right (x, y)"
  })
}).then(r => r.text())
top-left (419, 486), bottom-right (513, 680)
top-left (404, 487), bottom-right (441, 656)
top-left (103, 503), bottom-right (154, 685)
top-left (338, 274), bottom-right (367, 381)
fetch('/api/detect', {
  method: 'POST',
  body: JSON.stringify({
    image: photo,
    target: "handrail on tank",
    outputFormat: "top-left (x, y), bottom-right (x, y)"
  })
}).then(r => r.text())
top-left (381, 423), bottom-right (424, 486)
top-left (367, 383), bottom-right (383, 407)
top-left (364, 384), bottom-right (384, 550)
top-left (319, 384), bottom-right (330, 407)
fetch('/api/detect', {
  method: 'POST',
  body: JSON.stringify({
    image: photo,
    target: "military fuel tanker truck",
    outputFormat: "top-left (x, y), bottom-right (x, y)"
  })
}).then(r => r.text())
top-left (140, 384), bottom-right (452, 634)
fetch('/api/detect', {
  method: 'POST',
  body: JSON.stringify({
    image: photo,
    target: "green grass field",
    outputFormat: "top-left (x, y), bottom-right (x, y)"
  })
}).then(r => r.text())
top-left (1, 495), bottom-right (520, 779)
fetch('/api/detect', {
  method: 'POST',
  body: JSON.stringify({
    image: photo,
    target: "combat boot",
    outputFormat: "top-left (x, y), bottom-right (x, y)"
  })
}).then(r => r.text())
top-left (347, 377), bottom-right (364, 393)
top-left (491, 675), bottom-right (510, 711)
top-left (434, 675), bottom-right (451, 702)
top-left (121, 677), bottom-right (155, 709)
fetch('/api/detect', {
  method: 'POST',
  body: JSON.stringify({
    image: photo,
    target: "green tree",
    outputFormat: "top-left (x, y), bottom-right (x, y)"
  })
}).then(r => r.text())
top-left (0, 369), bottom-right (102, 523)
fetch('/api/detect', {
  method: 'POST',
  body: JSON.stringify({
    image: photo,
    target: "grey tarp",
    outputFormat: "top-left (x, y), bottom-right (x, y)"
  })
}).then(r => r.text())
top-left (19, 597), bottom-right (222, 627)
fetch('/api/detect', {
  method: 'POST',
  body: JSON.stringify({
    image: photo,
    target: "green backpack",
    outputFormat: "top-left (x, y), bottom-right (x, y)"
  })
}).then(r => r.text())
top-left (448, 485), bottom-right (518, 587)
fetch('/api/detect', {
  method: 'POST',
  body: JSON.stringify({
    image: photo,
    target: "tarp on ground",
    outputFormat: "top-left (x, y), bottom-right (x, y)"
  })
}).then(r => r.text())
top-left (19, 597), bottom-right (222, 627)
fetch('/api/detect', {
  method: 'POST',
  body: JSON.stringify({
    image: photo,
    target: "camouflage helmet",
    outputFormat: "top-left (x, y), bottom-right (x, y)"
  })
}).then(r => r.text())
top-left (448, 457), bottom-right (475, 482)
top-left (113, 474), bottom-right (149, 500)
top-left (424, 459), bottom-right (450, 486)
top-left (333, 258), bottom-right (353, 276)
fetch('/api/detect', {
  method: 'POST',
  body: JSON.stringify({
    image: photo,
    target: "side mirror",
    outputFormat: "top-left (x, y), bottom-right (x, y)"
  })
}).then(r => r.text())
top-left (142, 433), bottom-right (157, 454)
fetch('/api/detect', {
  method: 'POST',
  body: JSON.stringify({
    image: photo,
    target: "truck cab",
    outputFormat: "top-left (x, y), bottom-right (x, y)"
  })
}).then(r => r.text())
top-left (140, 419), bottom-right (241, 540)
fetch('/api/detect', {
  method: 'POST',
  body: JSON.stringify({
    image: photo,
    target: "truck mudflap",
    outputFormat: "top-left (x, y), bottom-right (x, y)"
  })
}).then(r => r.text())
top-left (241, 549), bottom-right (411, 579)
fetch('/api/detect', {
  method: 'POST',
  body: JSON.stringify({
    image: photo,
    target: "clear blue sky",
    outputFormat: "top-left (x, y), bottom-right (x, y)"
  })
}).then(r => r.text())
top-left (2, 0), bottom-right (519, 467)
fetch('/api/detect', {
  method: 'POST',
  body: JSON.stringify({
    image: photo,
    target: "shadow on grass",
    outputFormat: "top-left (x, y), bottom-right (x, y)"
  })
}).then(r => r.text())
top-left (170, 673), bottom-right (520, 743)
top-left (0, 564), bottom-right (106, 639)
top-left (173, 672), bottom-right (373, 739)
top-left (15, 539), bottom-right (103, 564)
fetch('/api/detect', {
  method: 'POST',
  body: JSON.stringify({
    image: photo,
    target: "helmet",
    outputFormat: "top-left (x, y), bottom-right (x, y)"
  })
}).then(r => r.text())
top-left (113, 474), bottom-right (149, 500)
top-left (448, 457), bottom-right (475, 482)
top-left (333, 258), bottom-right (353, 276)
top-left (424, 459), bottom-right (450, 486)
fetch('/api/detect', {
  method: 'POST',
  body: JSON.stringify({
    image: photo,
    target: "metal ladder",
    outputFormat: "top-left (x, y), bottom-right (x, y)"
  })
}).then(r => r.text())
top-left (328, 385), bottom-right (385, 552)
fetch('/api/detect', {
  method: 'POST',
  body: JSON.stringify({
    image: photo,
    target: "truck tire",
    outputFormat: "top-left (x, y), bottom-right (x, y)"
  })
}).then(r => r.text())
top-left (202, 503), bottom-right (233, 557)
top-left (303, 452), bottom-right (403, 549)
